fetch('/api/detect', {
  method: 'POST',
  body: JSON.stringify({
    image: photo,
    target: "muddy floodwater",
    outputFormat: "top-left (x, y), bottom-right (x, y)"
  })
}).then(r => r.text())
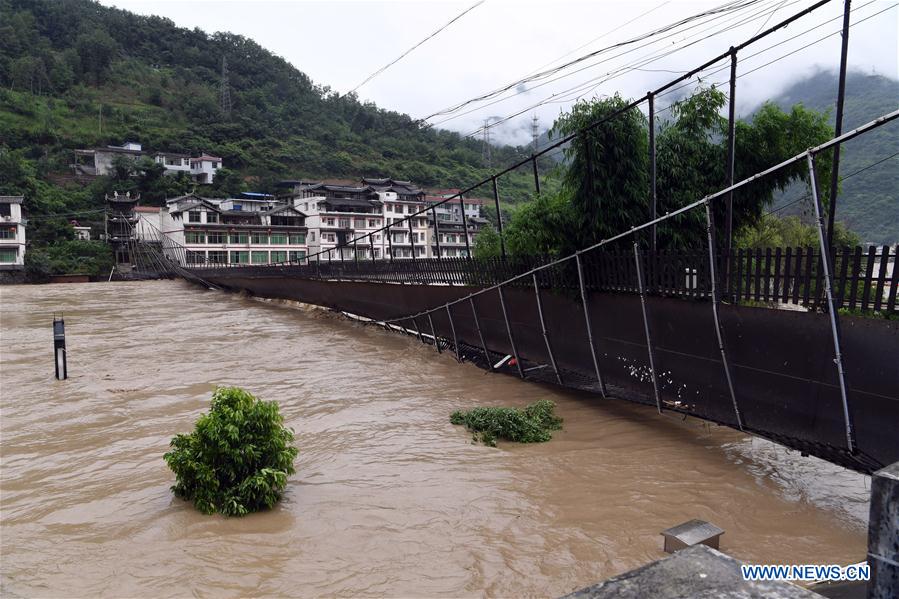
top-left (0, 280), bottom-right (871, 597)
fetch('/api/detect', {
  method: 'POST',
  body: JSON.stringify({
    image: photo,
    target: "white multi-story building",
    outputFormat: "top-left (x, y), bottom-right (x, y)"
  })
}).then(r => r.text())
top-left (0, 196), bottom-right (26, 270)
top-left (73, 143), bottom-right (223, 184)
top-left (285, 178), bottom-right (478, 260)
top-left (153, 152), bottom-right (192, 173)
top-left (150, 194), bottom-right (308, 266)
top-left (189, 154), bottom-right (223, 184)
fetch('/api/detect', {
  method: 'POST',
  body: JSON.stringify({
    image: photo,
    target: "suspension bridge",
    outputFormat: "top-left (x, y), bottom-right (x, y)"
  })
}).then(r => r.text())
top-left (125, 0), bottom-right (898, 475)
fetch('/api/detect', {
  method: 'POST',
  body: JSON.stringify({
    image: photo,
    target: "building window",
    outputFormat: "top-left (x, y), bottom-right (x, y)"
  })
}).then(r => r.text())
top-left (0, 248), bottom-right (16, 263)
top-left (289, 250), bottom-right (306, 262)
top-left (325, 218), bottom-right (335, 226)
top-left (288, 233), bottom-right (305, 244)
top-left (207, 232), bottom-right (226, 244)
top-left (185, 232), bottom-right (205, 244)
top-left (206, 212), bottom-right (219, 223)
top-left (310, 232), bottom-right (316, 241)
top-left (212, 162), bottom-right (219, 169)
top-left (208, 250), bottom-right (227, 263)
top-left (338, 218), bottom-right (350, 229)
top-left (230, 251), bottom-right (249, 264)
top-left (188, 211), bottom-right (201, 223)
top-left (0, 227), bottom-right (15, 239)
top-left (186, 250), bottom-right (206, 264)
top-left (368, 219), bottom-right (377, 228)
top-left (251, 251), bottom-right (269, 264)
top-left (323, 233), bottom-right (335, 243)
top-left (251, 233), bottom-right (268, 244)
top-left (270, 233), bottom-right (287, 244)
top-left (0, 204), bottom-right (11, 217)
top-left (354, 218), bottom-right (366, 228)
top-left (229, 232), bottom-right (248, 244)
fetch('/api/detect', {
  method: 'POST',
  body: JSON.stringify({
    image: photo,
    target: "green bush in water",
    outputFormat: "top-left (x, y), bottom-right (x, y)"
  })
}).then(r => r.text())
top-left (164, 387), bottom-right (298, 516)
top-left (450, 399), bottom-right (563, 447)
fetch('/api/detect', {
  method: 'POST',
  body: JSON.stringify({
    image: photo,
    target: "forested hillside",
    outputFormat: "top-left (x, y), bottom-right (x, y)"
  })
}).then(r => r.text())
top-left (0, 0), bottom-right (542, 195)
top-left (769, 71), bottom-right (898, 244)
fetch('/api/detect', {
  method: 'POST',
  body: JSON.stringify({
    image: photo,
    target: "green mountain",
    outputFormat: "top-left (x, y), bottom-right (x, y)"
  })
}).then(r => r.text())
top-left (768, 70), bottom-right (898, 244)
top-left (1, 0), bottom-right (895, 247)
top-left (0, 0), bottom-right (544, 199)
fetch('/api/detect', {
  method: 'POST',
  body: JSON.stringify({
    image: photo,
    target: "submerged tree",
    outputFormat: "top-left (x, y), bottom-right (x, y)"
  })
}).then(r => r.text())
top-left (164, 387), bottom-right (298, 517)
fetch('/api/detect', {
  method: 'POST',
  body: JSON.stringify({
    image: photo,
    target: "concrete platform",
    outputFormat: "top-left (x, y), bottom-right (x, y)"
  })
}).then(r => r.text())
top-left (562, 545), bottom-right (819, 599)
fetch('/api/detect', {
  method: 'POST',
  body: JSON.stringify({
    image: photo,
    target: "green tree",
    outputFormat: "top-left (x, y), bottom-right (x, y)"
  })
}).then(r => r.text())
top-left (164, 387), bottom-right (298, 517)
top-left (505, 192), bottom-right (573, 256)
top-left (472, 225), bottom-right (502, 259)
top-left (551, 94), bottom-right (648, 254)
top-left (211, 167), bottom-right (245, 197)
top-left (75, 30), bottom-right (117, 85)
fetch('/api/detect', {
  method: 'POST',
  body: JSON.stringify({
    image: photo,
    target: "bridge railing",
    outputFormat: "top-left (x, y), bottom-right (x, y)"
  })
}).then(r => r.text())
top-left (192, 244), bottom-right (897, 313)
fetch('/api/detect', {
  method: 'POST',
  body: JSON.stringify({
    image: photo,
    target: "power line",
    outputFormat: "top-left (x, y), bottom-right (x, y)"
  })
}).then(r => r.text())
top-left (449, 0), bottom-right (801, 137)
top-left (420, 0), bottom-right (763, 123)
top-left (347, 0), bottom-right (486, 95)
top-left (528, 0), bottom-right (887, 145)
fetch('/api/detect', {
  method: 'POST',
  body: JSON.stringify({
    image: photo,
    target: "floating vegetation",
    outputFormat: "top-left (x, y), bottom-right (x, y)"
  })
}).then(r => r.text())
top-left (450, 399), bottom-right (563, 447)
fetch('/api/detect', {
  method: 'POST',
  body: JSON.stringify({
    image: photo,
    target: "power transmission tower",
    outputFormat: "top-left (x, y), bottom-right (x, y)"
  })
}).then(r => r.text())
top-left (481, 119), bottom-right (492, 168)
top-left (531, 114), bottom-right (540, 152)
top-left (220, 55), bottom-right (232, 118)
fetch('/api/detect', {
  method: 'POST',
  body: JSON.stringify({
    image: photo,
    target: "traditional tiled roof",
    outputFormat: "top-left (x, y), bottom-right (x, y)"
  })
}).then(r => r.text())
top-left (0, 196), bottom-right (24, 204)
top-left (267, 204), bottom-right (306, 216)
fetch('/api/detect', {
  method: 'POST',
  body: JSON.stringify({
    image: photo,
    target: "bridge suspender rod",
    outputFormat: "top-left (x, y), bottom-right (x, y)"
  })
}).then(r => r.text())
top-left (497, 286), bottom-right (524, 379)
top-left (460, 195), bottom-right (472, 259)
top-left (432, 206), bottom-right (442, 259)
top-left (469, 297), bottom-right (493, 370)
top-left (648, 91), bottom-right (657, 253)
top-left (576, 252), bottom-right (607, 398)
top-left (427, 313), bottom-right (442, 354)
top-left (408, 218), bottom-right (417, 263)
top-left (704, 201), bottom-right (744, 431)
top-left (411, 317), bottom-right (425, 344)
top-left (492, 176), bottom-right (507, 260)
top-left (633, 242), bottom-right (663, 414)
top-left (369, 235), bottom-right (375, 263)
top-left (446, 305), bottom-right (461, 363)
top-left (808, 153), bottom-right (856, 453)
top-left (827, 0), bottom-right (852, 251)
top-left (532, 274), bottom-right (562, 385)
top-left (531, 155), bottom-right (540, 195)
top-left (386, 223), bottom-right (393, 263)
top-left (725, 47), bottom-right (737, 256)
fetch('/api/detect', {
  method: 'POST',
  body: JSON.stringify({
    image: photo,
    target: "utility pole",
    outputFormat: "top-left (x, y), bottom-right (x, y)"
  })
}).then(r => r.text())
top-left (531, 114), bottom-right (540, 152)
top-left (220, 55), bottom-right (232, 118)
top-left (481, 119), bottom-right (492, 168)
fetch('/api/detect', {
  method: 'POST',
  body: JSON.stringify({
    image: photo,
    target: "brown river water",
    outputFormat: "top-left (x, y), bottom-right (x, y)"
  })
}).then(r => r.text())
top-left (0, 280), bottom-right (871, 598)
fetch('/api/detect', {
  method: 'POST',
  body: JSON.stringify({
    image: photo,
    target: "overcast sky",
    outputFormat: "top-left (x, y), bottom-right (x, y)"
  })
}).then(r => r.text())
top-left (99, 0), bottom-right (898, 146)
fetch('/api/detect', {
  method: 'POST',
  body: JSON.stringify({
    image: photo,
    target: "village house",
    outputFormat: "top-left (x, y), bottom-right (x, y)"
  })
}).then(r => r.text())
top-left (73, 143), bottom-right (224, 184)
top-left (0, 196), bottom-right (26, 270)
top-left (148, 194), bottom-right (308, 266)
top-left (280, 178), bottom-right (483, 260)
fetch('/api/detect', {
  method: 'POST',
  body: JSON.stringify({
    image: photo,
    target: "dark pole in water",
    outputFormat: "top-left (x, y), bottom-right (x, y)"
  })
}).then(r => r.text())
top-left (53, 315), bottom-right (67, 380)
